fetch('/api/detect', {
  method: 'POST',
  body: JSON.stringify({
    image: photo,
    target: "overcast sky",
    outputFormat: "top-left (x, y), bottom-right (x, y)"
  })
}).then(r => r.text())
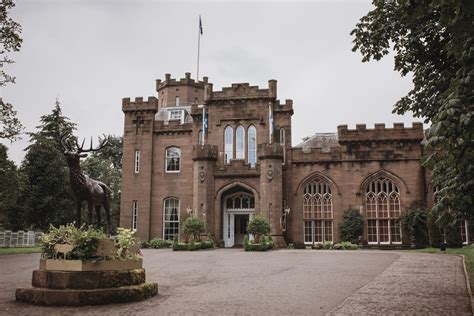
top-left (1, 0), bottom-right (418, 164)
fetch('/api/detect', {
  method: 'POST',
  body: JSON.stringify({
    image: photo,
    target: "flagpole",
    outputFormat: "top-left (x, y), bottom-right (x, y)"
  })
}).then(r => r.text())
top-left (196, 15), bottom-right (201, 81)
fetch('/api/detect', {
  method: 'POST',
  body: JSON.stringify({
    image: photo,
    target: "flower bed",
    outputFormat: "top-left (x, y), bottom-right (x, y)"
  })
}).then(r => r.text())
top-left (172, 239), bottom-right (214, 251)
top-left (311, 241), bottom-right (359, 250)
top-left (244, 235), bottom-right (274, 252)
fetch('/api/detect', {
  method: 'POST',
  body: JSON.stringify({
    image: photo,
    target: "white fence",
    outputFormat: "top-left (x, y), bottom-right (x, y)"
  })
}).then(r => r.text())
top-left (0, 231), bottom-right (42, 248)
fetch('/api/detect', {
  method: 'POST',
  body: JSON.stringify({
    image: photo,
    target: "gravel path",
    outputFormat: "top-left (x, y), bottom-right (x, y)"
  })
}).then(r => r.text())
top-left (0, 249), bottom-right (470, 315)
top-left (329, 251), bottom-right (472, 315)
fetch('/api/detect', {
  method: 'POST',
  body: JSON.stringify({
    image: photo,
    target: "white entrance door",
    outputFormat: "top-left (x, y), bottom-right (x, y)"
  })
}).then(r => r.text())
top-left (223, 193), bottom-right (256, 247)
top-left (224, 213), bottom-right (235, 247)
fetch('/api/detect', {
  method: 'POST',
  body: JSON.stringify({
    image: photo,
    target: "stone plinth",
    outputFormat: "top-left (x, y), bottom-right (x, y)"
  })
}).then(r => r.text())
top-left (16, 260), bottom-right (158, 306)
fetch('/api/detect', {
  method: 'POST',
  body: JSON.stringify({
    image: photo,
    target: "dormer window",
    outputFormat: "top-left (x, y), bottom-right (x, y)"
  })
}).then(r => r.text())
top-left (168, 109), bottom-right (183, 121)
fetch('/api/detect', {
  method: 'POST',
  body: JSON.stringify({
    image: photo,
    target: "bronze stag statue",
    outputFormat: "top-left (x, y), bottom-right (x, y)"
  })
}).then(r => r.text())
top-left (60, 134), bottom-right (113, 234)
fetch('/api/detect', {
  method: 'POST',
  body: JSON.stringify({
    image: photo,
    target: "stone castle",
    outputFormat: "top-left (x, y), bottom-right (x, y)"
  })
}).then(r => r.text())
top-left (119, 73), bottom-right (468, 247)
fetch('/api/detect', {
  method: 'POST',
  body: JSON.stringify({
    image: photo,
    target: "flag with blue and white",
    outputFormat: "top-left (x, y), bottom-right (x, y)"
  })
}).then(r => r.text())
top-left (269, 102), bottom-right (274, 143)
top-left (202, 107), bottom-right (208, 144)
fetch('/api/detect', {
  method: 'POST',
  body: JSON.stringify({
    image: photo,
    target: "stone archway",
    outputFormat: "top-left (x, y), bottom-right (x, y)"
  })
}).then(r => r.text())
top-left (214, 181), bottom-right (260, 246)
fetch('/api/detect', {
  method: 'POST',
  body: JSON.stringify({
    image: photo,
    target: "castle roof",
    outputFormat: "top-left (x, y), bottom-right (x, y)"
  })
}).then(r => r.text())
top-left (295, 133), bottom-right (340, 153)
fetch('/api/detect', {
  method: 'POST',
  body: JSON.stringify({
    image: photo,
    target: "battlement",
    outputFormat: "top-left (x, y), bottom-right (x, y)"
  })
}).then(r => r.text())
top-left (192, 144), bottom-right (218, 161)
top-left (258, 142), bottom-right (284, 160)
top-left (156, 72), bottom-right (208, 91)
top-left (274, 99), bottom-right (293, 114)
top-left (122, 96), bottom-right (158, 113)
top-left (337, 122), bottom-right (424, 143)
top-left (207, 80), bottom-right (277, 102)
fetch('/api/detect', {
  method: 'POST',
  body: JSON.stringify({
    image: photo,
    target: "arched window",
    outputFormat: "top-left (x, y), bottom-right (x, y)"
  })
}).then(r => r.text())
top-left (302, 178), bottom-right (333, 244)
top-left (163, 198), bottom-right (180, 240)
top-left (198, 130), bottom-right (203, 145)
top-left (224, 126), bottom-right (233, 164)
top-left (365, 177), bottom-right (401, 244)
top-left (225, 193), bottom-right (255, 210)
top-left (165, 147), bottom-right (181, 172)
top-left (236, 126), bottom-right (245, 159)
top-left (433, 187), bottom-right (469, 244)
top-left (248, 125), bottom-right (257, 167)
top-left (279, 128), bottom-right (285, 145)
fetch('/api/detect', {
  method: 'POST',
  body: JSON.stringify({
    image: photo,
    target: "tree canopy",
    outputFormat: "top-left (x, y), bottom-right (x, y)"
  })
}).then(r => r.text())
top-left (351, 0), bottom-right (474, 218)
top-left (0, 0), bottom-right (23, 141)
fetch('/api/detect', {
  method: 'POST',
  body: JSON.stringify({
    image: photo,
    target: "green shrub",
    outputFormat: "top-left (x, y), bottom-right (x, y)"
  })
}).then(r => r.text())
top-left (248, 215), bottom-right (270, 243)
top-left (182, 216), bottom-right (206, 241)
top-left (428, 211), bottom-right (443, 247)
top-left (323, 241), bottom-right (333, 249)
top-left (333, 243), bottom-right (343, 250)
top-left (140, 240), bottom-right (150, 248)
top-left (172, 235), bottom-right (214, 251)
top-left (340, 241), bottom-right (359, 250)
top-left (115, 227), bottom-right (139, 259)
top-left (446, 222), bottom-right (463, 248)
top-left (40, 223), bottom-right (106, 260)
top-left (340, 209), bottom-right (364, 244)
top-left (312, 242), bottom-right (323, 250)
top-left (149, 237), bottom-right (173, 249)
top-left (399, 208), bottom-right (428, 247)
top-left (287, 243), bottom-right (295, 249)
top-left (244, 234), bottom-right (274, 251)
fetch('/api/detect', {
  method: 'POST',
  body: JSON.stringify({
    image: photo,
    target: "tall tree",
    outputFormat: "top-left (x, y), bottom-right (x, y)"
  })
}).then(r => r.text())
top-left (0, 0), bottom-right (23, 141)
top-left (0, 143), bottom-right (22, 229)
top-left (351, 0), bottom-right (474, 218)
top-left (19, 100), bottom-right (77, 230)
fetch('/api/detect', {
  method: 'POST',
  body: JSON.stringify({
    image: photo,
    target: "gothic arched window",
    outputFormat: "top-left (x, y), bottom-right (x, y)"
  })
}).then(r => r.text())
top-left (365, 177), bottom-right (401, 244)
top-left (248, 125), bottom-right (257, 167)
top-left (224, 126), bottom-right (233, 164)
top-left (236, 125), bottom-right (245, 159)
top-left (303, 178), bottom-right (333, 244)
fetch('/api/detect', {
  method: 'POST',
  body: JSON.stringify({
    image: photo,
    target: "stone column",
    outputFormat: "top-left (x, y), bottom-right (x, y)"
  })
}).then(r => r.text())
top-left (258, 142), bottom-right (286, 248)
top-left (192, 144), bottom-right (218, 238)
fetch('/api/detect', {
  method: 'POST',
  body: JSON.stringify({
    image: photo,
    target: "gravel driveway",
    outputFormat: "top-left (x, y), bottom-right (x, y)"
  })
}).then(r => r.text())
top-left (0, 249), bottom-right (470, 315)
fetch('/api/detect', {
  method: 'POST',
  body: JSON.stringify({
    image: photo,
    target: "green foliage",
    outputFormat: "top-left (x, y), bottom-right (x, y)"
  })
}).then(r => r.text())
top-left (247, 215), bottom-right (270, 243)
top-left (140, 240), bottom-right (150, 248)
top-left (244, 235), bottom-right (274, 251)
top-left (149, 237), bottom-right (173, 249)
top-left (399, 208), bottom-right (428, 247)
top-left (0, 144), bottom-right (22, 228)
top-left (172, 235), bottom-right (214, 251)
top-left (0, 0), bottom-right (24, 141)
top-left (0, 99), bottom-right (23, 141)
top-left (40, 223), bottom-right (105, 260)
top-left (323, 241), bottom-right (333, 250)
top-left (427, 211), bottom-right (443, 247)
top-left (312, 242), bottom-right (323, 250)
top-left (340, 241), bottom-right (359, 250)
top-left (446, 221), bottom-right (464, 248)
top-left (352, 1), bottom-right (474, 220)
top-left (115, 227), bottom-right (139, 259)
top-left (340, 209), bottom-right (364, 244)
top-left (181, 216), bottom-right (205, 241)
top-left (19, 138), bottom-right (75, 230)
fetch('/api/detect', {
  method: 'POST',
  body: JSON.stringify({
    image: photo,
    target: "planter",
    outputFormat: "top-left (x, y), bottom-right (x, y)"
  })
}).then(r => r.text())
top-left (39, 258), bottom-right (143, 271)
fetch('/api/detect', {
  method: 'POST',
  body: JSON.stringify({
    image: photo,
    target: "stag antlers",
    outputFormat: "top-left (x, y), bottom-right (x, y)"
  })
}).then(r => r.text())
top-left (60, 132), bottom-right (108, 154)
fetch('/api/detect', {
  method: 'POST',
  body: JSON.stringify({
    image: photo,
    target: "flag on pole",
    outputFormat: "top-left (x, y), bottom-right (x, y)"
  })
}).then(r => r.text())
top-left (199, 15), bottom-right (203, 35)
top-left (268, 102), bottom-right (274, 143)
top-left (202, 107), bottom-right (208, 145)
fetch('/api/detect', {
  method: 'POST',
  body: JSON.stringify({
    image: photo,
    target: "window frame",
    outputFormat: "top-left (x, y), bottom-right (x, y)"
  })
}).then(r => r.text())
top-left (168, 109), bottom-right (183, 121)
top-left (163, 198), bottom-right (180, 240)
top-left (247, 125), bottom-right (257, 167)
top-left (236, 125), bottom-right (245, 160)
top-left (132, 200), bottom-right (138, 230)
top-left (365, 177), bottom-right (402, 245)
top-left (165, 147), bottom-right (181, 173)
top-left (134, 150), bottom-right (140, 174)
top-left (224, 126), bottom-right (234, 164)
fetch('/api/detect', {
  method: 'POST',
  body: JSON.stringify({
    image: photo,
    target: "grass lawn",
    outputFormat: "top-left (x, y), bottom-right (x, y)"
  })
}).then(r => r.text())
top-left (0, 247), bottom-right (41, 255)
top-left (417, 245), bottom-right (474, 288)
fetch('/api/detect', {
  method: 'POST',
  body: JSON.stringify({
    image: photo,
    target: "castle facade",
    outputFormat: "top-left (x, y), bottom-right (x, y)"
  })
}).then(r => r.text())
top-left (119, 73), bottom-right (468, 247)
